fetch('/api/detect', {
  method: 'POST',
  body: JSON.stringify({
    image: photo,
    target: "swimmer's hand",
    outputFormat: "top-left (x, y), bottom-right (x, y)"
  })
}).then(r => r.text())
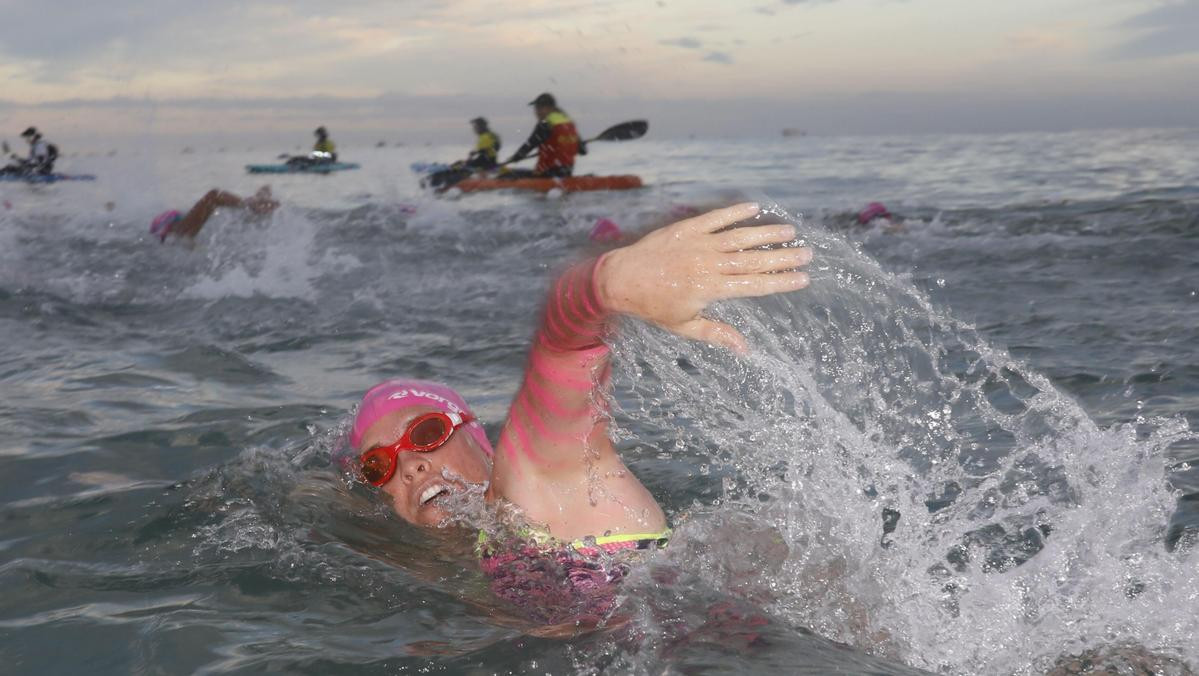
top-left (246, 187), bottom-right (280, 215)
top-left (597, 202), bottom-right (811, 354)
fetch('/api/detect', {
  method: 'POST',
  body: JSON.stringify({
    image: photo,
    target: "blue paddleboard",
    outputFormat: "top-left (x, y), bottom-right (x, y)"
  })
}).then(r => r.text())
top-left (0, 173), bottom-right (96, 183)
top-left (245, 162), bottom-right (360, 174)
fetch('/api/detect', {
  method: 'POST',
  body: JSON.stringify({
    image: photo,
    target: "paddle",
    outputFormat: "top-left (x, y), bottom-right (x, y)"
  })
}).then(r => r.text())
top-left (499, 119), bottom-right (648, 167)
top-left (588, 119), bottom-right (648, 142)
top-left (1, 141), bottom-right (22, 166)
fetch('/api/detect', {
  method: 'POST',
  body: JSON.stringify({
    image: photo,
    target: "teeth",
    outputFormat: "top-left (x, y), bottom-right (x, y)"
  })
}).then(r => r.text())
top-left (420, 485), bottom-right (447, 505)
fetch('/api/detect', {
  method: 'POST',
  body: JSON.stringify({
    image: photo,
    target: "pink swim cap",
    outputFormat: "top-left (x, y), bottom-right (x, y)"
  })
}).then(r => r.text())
top-left (857, 202), bottom-right (891, 225)
top-left (349, 379), bottom-right (493, 456)
top-left (589, 217), bottom-right (622, 243)
top-left (150, 210), bottom-right (183, 242)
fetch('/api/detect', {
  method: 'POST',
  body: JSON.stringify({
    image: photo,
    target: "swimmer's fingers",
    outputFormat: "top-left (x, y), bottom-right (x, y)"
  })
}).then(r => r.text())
top-left (714, 224), bottom-right (797, 252)
top-left (715, 246), bottom-right (812, 275)
top-left (681, 202), bottom-right (761, 234)
top-left (714, 270), bottom-right (810, 299)
top-left (672, 317), bottom-right (748, 354)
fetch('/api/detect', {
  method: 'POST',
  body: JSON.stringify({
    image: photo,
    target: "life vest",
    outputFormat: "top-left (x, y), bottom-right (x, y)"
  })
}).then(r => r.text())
top-left (29, 140), bottom-right (50, 162)
top-left (535, 111), bottom-right (579, 175)
top-left (313, 139), bottom-right (335, 154)
top-left (475, 131), bottom-right (500, 162)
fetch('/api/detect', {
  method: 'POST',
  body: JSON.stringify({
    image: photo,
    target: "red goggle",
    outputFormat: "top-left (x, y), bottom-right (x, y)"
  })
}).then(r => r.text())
top-left (357, 411), bottom-right (473, 487)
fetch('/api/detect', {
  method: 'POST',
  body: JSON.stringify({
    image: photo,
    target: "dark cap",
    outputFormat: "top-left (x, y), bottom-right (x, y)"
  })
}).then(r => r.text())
top-left (20, 127), bottom-right (37, 138)
top-left (314, 126), bottom-right (327, 136)
top-left (470, 117), bottom-right (487, 126)
top-left (528, 93), bottom-right (556, 107)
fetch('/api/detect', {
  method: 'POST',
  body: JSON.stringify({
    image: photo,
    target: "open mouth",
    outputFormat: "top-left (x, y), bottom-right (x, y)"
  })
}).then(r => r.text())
top-left (419, 484), bottom-right (450, 506)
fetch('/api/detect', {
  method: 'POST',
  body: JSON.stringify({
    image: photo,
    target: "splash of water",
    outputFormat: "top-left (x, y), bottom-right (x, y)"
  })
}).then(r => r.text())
top-left (184, 207), bottom-right (354, 300)
top-left (607, 203), bottom-right (1198, 674)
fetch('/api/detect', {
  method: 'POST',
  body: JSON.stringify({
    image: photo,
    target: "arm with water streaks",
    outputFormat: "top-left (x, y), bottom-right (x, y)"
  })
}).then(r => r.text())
top-left (489, 203), bottom-right (812, 540)
top-left (489, 254), bottom-right (660, 540)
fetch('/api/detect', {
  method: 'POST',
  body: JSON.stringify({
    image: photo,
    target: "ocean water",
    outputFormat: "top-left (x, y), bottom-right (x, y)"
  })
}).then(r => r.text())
top-left (1, 127), bottom-right (1197, 674)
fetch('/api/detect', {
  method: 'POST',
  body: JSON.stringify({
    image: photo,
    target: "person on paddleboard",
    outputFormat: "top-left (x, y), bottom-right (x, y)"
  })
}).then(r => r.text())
top-left (1, 127), bottom-right (58, 176)
top-left (285, 127), bottom-right (338, 167)
top-left (312, 126), bottom-right (337, 161)
top-left (340, 203), bottom-right (813, 626)
top-left (503, 93), bottom-right (586, 178)
top-left (149, 186), bottom-right (279, 245)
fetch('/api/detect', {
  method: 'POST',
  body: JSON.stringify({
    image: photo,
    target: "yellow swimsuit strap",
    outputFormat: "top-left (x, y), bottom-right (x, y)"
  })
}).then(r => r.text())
top-left (477, 527), bottom-right (671, 554)
top-left (571, 530), bottom-right (671, 549)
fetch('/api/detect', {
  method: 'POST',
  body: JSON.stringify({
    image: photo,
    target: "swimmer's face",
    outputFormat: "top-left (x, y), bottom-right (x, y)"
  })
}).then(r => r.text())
top-left (358, 406), bottom-right (490, 527)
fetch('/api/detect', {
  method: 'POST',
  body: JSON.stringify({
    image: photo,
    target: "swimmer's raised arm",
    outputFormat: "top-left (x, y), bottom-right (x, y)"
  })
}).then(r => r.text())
top-left (154, 186), bottom-right (280, 242)
top-left (489, 203), bottom-right (811, 539)
top-left (597, 202), bottom-right (811, 353)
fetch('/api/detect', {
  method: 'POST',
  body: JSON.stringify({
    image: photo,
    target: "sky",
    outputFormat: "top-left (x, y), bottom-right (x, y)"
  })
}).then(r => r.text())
top-left (0, 0), bottom-right (1197, 145)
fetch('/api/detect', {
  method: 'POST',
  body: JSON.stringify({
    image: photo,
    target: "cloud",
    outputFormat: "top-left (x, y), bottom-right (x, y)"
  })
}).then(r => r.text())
top-left (660, 36), bottom-right (734, 63)
top-left (660, 37), bottom-right (704, 49)
top-left (0, 0), bottom-right (205, 61)
top-left (1110, 0), bottom-right (1199, 58)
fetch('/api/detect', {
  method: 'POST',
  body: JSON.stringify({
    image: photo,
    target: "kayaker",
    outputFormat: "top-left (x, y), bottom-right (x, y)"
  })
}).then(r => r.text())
top-left (503, 93), bottom-right (586, 178)
top-left (149, 186), bottom-right (279, 245)
top-left (464, 117), bottom-right (501, 170)
top-left (419, 118), bottom-right (501, 190)
top-left (341, 203), bottom-right (813, 625)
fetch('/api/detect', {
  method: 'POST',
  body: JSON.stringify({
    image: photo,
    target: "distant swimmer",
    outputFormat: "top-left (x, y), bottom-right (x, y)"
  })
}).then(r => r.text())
top-left (588, 217), bottom-right (623, 243)
top-left (503, 92), bottom-right (586, 178)
top-left (465, 117), bottom-right (501, 171)
top-left (0, 127), bottom-right (58, 176)
top-left (856, 201), bottom-right (904, 231)
top-left (286, 127), bottom-right (337, 167)
top-left (150, 186), bottom-right (279, 244)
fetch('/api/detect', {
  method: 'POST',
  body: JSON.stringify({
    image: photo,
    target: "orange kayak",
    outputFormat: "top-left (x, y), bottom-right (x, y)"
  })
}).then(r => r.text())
top-left (453, 175), bottom-right (643, 194)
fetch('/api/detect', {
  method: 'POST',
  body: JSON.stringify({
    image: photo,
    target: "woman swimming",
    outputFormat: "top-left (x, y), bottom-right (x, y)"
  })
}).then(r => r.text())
top-left (347, 203), bottom-right (812, 622)
top-left (150, 186), bottom-right (279, 243)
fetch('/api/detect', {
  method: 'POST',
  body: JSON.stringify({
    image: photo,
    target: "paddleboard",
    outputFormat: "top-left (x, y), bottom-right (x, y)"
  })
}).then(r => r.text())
top-left (245, 162), bottom-right (360, 174)
top-left (0, 173), bottom-right (96, 183)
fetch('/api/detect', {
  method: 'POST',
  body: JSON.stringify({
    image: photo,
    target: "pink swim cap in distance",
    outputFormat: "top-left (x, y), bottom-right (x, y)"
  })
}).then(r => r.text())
top-left (150, 210), bottom-right (183, 242)
top-left (349, 379), bottom-right (494, 456)
top-left (857, 202), bottom-right (891, 225)
top-left (589, 217), bottom-right (622, 243)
